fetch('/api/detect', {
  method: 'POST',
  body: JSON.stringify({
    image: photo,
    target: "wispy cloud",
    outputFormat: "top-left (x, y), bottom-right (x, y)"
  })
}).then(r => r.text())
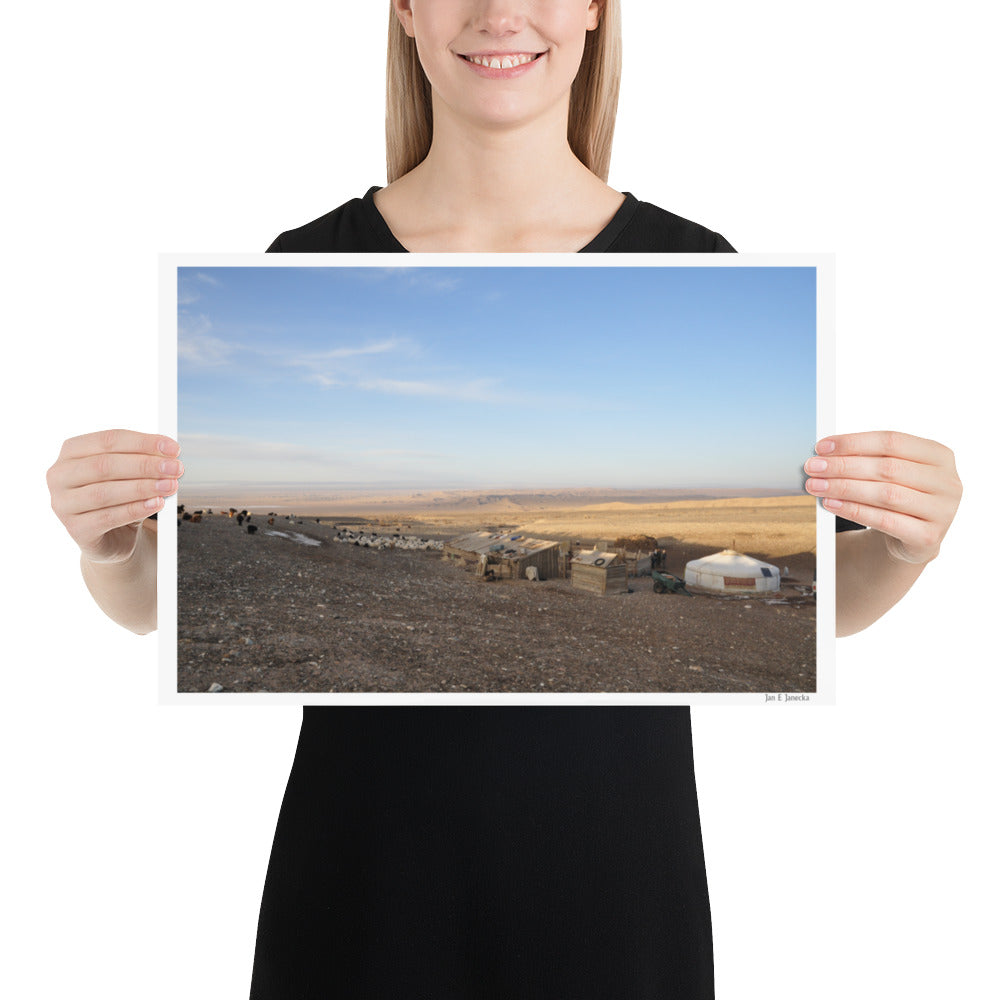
top-left (302, 373), bottom-right (345, 388)
top-left (178, 432), bottom-right (453, 485)
top-left (182, 433), bottom-right (337, 465)
top-left (285, 337), bottom-right (406, 365)
top-left (357, 377), bottom-right (504, 402)
top-left (177, 272), bottom-right (222, 306)
top-left (178, 314), bottom-right (240, 367)
top-left (360, 448), bottom-right (450, 458)
top-left (282, 335), bottom-right (414, 387)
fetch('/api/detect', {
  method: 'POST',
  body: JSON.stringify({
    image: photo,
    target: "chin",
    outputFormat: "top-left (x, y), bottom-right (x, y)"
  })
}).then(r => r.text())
top-left (454, 90), bottom-right (566, 133)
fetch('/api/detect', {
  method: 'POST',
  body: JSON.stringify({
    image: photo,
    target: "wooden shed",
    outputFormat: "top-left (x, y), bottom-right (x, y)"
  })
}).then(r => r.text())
top-left (443, 531), bottom-right (561, 581)
top-left (571, 549), bottom-right (629, 595)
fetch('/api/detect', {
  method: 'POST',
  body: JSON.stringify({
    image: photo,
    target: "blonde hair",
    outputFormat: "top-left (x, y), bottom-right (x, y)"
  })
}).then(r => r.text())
top-left (386, 1), bottom-right (622, 183)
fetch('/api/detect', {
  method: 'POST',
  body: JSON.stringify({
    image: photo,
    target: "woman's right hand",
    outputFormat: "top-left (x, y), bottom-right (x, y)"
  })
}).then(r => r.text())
top-left (47, 429), bottom-right (182, 565)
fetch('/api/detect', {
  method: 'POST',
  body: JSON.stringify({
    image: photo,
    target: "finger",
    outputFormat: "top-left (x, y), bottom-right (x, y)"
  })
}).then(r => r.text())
top-left (804, 474), bottom-right (941, 521)
top-left (58, 429), bottom-right (180, 463)
top-left (815, 431), bottom-right (954, 467)
top-left (803, 454), bottom-right (941, 494)
top-left (817, 498), bottom-right (942, 555)
top-left (58, 477), bottom-right (180, 518)
top-left (67, 495), bottom-right (169, 550)
top-left (56, 453), bottom-right (184, 491)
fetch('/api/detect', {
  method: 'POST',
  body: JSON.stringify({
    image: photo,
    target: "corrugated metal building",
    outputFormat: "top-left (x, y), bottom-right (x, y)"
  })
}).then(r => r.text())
top-left (443, 531), bottom-right (561, 581)
top-left (571, 549), bottom-right (629, 595)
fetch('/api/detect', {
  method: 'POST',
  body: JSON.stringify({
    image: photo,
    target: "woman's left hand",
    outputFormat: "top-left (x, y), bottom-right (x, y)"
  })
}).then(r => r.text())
top-left (804, 431), bottom-right (962, 564)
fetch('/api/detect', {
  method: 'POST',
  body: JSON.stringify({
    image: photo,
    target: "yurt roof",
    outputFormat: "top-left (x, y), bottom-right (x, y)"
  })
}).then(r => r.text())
top-left (685, 549), bottom-right (780, 575)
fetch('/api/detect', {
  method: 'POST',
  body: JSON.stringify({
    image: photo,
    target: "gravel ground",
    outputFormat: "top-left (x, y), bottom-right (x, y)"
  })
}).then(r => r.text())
top-left (177, 514), bottom-right (817, 694)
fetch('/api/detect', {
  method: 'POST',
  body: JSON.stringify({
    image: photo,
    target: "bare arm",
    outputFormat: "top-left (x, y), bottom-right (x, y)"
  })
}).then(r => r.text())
top-left (803, 431), bottom-right (962, 637)
top-left (47, 429), bottom-right (182, 635)
top-left (833, 527), bottom-right (929, 637)
top-left (80, 518), bottom-right (160, 634)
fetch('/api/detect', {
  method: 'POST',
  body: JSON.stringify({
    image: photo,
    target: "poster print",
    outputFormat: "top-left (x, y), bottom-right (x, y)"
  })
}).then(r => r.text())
top-left (160, 256), bottom-right (832, 704)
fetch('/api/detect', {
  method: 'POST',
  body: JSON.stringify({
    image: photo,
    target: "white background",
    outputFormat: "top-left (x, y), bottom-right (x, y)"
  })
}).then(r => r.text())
top-left (4, 2), bottom-right (995, 997)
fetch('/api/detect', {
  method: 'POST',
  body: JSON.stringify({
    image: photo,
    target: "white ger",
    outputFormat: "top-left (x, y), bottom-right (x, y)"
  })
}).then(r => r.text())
top-left (683, 549), bottom-right (781, 595)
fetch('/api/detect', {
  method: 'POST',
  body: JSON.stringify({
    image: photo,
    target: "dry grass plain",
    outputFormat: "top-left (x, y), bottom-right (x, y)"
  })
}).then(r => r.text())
top-left (184, 488), bottom-right (816, 565)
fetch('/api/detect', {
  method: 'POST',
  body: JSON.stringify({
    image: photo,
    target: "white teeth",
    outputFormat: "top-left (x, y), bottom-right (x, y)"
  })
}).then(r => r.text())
top-left (467, 53), bottom-right (537, 69)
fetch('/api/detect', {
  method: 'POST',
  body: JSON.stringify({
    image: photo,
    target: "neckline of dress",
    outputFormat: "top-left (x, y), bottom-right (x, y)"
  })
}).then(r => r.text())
top-left (361, 186), bottom-right (639, 253)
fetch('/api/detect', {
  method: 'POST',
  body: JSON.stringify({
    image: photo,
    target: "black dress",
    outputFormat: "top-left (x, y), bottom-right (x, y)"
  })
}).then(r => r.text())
top-left (251, 192), bottom-right (839, 998)
top-left (251, 707), bottom-right (713, 1000)
top-left (266, 187), bottom-right (735, 254)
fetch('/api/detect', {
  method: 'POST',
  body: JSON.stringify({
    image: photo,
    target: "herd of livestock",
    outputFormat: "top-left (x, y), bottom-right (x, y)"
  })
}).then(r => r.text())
top-left (177, 504), bottom-right (443, 551)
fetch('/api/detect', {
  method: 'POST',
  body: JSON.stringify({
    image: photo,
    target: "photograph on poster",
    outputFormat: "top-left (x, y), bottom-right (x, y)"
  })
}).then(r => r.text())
top-left (163, 256), bottom-right (832, 703)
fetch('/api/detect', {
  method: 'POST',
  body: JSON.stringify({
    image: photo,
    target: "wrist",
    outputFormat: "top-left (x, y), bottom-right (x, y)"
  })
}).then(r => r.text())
top-left (881, 531), bottom-right (939, 566)
top-left (80, 524), bottom-right (145, 568)
top-left (79, 523), bottom-right (157, 633)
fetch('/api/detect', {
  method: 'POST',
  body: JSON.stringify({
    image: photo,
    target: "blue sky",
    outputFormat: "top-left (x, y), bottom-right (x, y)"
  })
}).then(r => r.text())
top-left (177, 266), bottom-right (816, 489)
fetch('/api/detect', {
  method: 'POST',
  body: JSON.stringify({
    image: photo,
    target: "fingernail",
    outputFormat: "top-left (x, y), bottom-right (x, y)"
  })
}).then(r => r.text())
top-left (144, 496), bottom-right (164, 510)
top-left (158, 439), bottom-right (180, 457)
top-left (159, 460), bottom-right (181, 476)
top-left (816, 439), bottom-right (836, 455)
top-left (805, 458), bottom-right (827, 473)
top-left (823, 498), bottom-right (843, 510)
top-left (806, 478), bottom-right (829, 493)
top-left (156, 479), bottom-right (176, 493)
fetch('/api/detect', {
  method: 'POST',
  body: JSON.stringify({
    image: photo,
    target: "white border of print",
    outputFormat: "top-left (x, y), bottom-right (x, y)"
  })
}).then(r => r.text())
top-left (159, 253), bottom-right (834, 706)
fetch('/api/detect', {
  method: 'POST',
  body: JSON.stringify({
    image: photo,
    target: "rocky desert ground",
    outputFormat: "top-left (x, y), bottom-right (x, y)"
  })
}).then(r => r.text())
top-left (176, 489), bottom-right (818, 695)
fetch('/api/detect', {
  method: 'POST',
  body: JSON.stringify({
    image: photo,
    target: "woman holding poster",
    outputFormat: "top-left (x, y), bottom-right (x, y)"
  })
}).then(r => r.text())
top-left (45, 3), bottom-right (961, 998)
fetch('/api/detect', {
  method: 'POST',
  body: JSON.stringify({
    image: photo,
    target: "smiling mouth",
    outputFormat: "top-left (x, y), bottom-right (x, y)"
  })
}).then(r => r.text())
top-left (460, 52), bottom-right (545, 70)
